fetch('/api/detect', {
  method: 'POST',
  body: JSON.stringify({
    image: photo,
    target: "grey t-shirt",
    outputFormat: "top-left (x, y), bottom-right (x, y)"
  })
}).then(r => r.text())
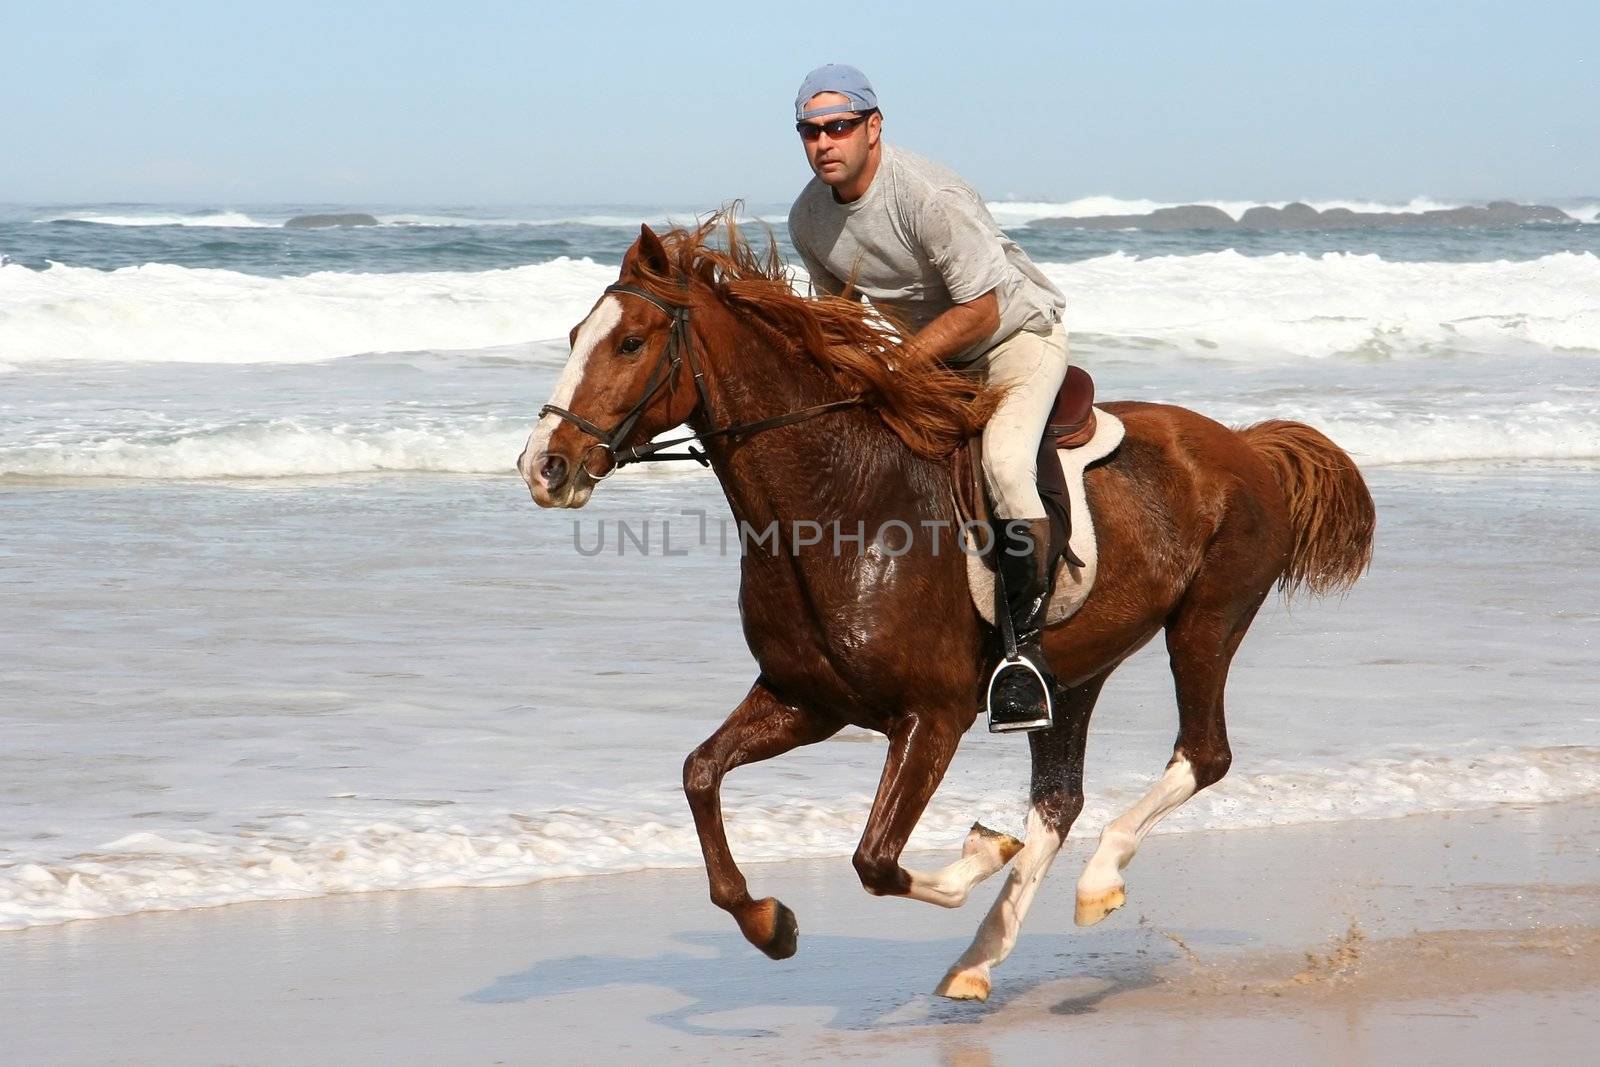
top-left (787, 144), bottom-right (1065, 366)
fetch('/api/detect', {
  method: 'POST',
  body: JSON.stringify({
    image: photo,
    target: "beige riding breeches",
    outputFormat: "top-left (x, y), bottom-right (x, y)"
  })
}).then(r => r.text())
top-left (973, 322), bottom-right (1069, 520)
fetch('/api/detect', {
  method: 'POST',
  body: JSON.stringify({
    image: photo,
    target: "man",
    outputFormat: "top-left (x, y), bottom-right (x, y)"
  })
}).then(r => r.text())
top-left (787, 63), bottom-right (1071, 727)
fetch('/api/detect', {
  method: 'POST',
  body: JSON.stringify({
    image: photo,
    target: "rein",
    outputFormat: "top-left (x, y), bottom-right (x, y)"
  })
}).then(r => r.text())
top-left (538, 283), bottom-right (863, 477)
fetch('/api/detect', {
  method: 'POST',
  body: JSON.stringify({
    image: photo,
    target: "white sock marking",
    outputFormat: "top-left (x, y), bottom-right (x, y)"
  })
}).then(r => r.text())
top-left (947, 807), bottom-right (1064, 977)
top-left (901, 829), bottom-right (1019, 909)
top-left (1078, 753), bottom-right (1197, 902)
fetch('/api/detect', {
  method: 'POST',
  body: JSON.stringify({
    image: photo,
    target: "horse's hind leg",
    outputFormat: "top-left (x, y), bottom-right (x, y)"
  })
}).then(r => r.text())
top-left (683, 681), bottom-right (840, 959)
top-left (936, 672), bottom-right (1107, 1001)
top-left (1075, 593), bottom-right (1265, 926)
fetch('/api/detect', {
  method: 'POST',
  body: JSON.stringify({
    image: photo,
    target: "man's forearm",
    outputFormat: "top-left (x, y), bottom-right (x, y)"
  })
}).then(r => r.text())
top-left (901, 291), bottom-right (999, 366)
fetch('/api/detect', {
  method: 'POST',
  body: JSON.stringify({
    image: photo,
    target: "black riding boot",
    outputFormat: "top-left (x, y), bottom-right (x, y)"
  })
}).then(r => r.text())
top-left (987, 517), bottom-right (1059, 732)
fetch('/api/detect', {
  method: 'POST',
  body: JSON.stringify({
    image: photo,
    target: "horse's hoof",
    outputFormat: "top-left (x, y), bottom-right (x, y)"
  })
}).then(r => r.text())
top-left (749, 897), bottom-right (799, 960)
top-left (965, 823), bottom-right (1024, 865)
top-left (935, 966), bottom-right (991, 1001)
top-left (1075, 884), bottom-right (1126, 927)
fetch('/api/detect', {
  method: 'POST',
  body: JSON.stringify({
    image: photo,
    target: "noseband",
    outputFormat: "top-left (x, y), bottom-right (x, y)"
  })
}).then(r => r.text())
top-left (537, 282), bottom-right (862, 476)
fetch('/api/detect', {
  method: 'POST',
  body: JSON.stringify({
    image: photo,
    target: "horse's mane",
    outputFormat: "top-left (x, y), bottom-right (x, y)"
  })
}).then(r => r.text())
top-left (627, 210), bottom-right (999, 460)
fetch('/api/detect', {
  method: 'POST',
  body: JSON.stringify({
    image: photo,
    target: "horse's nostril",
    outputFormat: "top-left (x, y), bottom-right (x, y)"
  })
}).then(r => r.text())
top-left (540, 454), bottom-right (569, 490)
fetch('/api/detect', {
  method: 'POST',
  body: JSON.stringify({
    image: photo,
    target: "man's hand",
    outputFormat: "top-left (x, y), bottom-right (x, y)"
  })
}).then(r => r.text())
top-left (900, 289), bottom-right (999, 368)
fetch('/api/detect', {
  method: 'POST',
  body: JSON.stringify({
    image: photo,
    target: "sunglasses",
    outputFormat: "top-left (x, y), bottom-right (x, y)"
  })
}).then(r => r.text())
top-left (795, 113), bottom-right (873, 142)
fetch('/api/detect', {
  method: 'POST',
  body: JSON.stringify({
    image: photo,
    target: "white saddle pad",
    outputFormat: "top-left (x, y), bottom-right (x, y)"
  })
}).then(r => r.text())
top-left (965, 408), bottom-right (1126, 627)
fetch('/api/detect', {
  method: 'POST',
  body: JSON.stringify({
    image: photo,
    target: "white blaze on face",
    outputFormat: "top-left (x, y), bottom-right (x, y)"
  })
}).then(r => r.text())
top-left (522, 295), bottom-right (623, 485)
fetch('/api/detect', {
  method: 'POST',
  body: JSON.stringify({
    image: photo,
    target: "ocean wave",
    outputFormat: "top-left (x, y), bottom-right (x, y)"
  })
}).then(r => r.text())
top-left (36, 209), bottom-right (767, 230)
top-left (3, 404), bottom-right (1597, 480)
top-left (4, 250), bottom-right (1597, 368)
top-left (1320, 412), bottom-right (1600, 465)
top-left (1055, 249), bottom-right (1600, 360)
top-left (0, 420), bottom-right (716, 480)
top-left (380, 210), bottom-right (791, 229)
top-left (44, 211), bottom-right (280, 228)
top-left (41, 210), bottom-right (523, 229)
top-left (0, 421), bottom-right (526, 479)
top-left (2, 744), bottom-right (1595, 931)
top-left (0, 257), bottom-right (618, 364)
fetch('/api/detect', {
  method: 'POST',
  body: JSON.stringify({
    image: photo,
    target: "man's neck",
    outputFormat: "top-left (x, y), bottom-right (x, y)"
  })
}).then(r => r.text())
top-left (831, 145), bottom-right (884, 204)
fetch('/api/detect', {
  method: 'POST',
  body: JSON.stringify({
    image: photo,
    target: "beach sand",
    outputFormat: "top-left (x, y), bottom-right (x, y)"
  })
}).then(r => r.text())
top-left (5, 797), bottom-right (1598, 1065)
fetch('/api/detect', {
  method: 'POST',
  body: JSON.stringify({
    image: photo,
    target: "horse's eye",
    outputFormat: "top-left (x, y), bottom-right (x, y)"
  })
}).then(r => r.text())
top-left (618, 336), bottom-right (644, 355)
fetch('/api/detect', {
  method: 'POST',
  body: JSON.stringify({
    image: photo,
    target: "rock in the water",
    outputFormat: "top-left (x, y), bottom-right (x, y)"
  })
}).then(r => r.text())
top-left (1144, 204), bottom-right (1239, 230)
top-left (1238, 202), bottom-right (1323, 228)
top-left (1031, 200), bottom-right (1574, 231)
top-left (1469, 201), bottom-right (1571, 225)
top-left (284, 213), bottom-right (380, 229)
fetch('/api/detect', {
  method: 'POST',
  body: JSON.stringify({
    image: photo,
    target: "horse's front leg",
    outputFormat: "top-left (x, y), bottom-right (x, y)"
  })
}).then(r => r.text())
top-left (683, 680), bottom-right (840, 959)
top-left (853, 711), bottom-right (1021, 908)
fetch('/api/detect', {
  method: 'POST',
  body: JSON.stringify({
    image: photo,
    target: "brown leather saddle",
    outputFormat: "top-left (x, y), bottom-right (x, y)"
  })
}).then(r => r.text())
top-left (954, 366), bottom-right (1096, 572)
top-left (1049, 366), bottom-right (1097, 449)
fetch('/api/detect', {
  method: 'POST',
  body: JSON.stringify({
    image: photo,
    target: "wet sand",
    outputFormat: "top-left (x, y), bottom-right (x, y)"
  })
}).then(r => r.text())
top-left (5, 799), bottom-right (1598, 1065)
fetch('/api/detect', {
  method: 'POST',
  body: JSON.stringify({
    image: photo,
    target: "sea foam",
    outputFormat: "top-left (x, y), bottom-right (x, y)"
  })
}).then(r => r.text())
top-left (0, 257), bottom-right (618, 363)
top-left (4, 251), bottom-right (1598, 367)
top-left (1, 744), bottom-right (1595, 931)
top-left (1056, 249), bottom-right (1600, 360)
top-left (3, 409), bottom-right (1597, 481)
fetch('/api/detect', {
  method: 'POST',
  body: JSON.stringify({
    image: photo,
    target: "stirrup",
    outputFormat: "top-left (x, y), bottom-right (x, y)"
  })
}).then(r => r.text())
top-left (986, 653), bottom-right (1055, 733)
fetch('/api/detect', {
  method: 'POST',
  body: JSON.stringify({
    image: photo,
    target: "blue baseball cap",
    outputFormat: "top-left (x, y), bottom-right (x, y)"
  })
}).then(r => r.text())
top-left (794, 64), bottom-right (878, 121)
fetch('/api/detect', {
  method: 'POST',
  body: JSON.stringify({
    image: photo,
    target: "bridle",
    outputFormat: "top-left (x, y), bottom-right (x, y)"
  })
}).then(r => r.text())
top-left (537, 282), bottom-right (863, 479)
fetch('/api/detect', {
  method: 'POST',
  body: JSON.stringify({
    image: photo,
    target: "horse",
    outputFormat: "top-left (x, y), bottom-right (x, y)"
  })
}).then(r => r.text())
top-left (517, 214), bottom-right (1375, 1001)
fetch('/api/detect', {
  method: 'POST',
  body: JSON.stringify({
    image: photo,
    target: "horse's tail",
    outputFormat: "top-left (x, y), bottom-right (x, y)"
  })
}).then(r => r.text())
top-left (1238, 420), bottom-right (1376, 597)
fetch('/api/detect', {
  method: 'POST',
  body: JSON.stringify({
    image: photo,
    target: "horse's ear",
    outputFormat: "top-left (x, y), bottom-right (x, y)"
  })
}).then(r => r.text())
top-left (636, 224), bottom-right (670, 275)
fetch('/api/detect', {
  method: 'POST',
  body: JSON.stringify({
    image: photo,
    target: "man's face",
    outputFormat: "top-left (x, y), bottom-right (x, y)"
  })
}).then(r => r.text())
top-left (797, 91), bottom-right (880, 189)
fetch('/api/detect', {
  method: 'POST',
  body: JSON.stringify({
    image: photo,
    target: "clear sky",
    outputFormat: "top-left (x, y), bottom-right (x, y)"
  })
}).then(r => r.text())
top-left (9, 0), bottom-right (1597, 205)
